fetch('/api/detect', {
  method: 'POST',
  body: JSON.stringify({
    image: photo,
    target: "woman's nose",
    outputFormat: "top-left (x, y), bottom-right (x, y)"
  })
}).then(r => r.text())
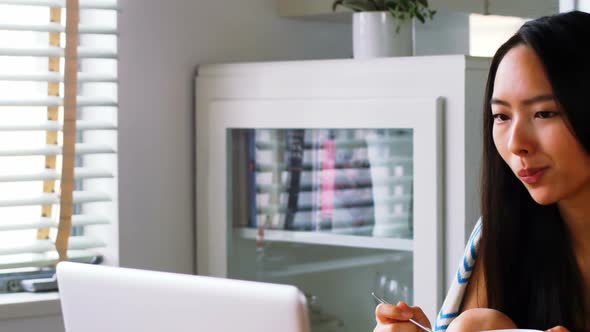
top-left (507, 118), bottom-right (535, 157)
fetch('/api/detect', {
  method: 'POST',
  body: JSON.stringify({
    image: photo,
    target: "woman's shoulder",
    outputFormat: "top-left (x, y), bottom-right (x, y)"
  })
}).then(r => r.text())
top-left (468, 218), bottom-right (483, 253)
top-left (470, 218), bottom-right (483, 240)
top-left (461, 218), bottom-right (483, 286)
top-left (435, 218), bottom-right (483, 331)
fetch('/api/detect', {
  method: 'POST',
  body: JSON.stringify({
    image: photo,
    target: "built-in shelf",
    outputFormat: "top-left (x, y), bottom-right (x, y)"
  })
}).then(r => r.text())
top-left (277, 0), bottom-right (485, 18)
top-left (277, 0), bottom-right (559, 20)
top-left (236, 227), bottom-right (413, 251)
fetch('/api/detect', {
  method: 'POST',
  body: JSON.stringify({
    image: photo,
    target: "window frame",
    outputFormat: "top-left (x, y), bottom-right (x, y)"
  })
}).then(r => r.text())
top-left (0, 0), bottom-right (118, 318)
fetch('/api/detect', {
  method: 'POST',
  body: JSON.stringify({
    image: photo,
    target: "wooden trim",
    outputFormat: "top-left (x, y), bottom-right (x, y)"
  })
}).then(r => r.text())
top-left (56, 0), bottom-right (79, 262)
top-left (38, 7), bottom-right (62, 240)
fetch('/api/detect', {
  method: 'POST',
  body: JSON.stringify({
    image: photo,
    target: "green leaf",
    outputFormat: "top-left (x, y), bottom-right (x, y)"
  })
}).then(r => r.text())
top-left (384, 0), bottom-right (400, 10)
top-left (415, 10), bottom-right (424, 23)
top-left (367, 0), bottom-right (381, 10)
top-left (396, 0), bottom-right (409, 12)
top-left (332, 0), bottom-right (344, 11)
top-left (374, 0), bottom-right (386, 10)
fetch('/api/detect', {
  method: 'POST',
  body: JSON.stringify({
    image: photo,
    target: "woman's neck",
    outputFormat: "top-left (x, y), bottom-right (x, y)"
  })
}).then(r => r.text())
top-left (559, 182), bottom-right (590, 265)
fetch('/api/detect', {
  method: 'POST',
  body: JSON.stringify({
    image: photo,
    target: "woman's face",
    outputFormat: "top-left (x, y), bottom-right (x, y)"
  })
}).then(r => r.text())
top-left (491, 45), bottom-right (590, 205)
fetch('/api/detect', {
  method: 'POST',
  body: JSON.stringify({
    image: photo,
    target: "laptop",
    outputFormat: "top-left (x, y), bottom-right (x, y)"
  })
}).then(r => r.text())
top-left (56, 262), bottom-right (310, 332)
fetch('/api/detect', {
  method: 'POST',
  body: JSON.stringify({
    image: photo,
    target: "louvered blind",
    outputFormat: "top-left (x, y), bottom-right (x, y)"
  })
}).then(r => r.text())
top-left (0, 0), bottom-right (117, 272)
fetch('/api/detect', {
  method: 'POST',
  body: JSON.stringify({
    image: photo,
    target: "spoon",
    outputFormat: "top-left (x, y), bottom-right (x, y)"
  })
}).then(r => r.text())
top-left (371, 292), bottom-right (434, 332)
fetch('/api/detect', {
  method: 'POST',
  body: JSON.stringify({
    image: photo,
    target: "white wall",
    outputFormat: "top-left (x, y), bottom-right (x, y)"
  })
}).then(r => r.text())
top-left (579, 0), bottom-right (590, 12)
top-left (560, 0), bottom-right (590, 12)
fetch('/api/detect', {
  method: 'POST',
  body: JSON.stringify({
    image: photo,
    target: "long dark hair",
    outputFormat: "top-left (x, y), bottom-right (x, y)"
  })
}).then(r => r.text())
top-left (480, 11), bottom-right (590, 331)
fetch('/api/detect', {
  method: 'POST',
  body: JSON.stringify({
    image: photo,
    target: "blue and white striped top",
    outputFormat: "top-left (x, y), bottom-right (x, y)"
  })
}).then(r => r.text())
top-left (434, 218), bottom-right (483, 332)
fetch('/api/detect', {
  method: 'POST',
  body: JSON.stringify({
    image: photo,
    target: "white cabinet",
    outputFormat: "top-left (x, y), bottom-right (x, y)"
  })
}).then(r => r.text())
top-left (195, 55), bottom-right (490, 332)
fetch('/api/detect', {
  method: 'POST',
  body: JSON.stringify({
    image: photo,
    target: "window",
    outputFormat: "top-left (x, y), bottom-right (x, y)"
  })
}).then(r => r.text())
top-left (0, 0), bottom-right (118, 292)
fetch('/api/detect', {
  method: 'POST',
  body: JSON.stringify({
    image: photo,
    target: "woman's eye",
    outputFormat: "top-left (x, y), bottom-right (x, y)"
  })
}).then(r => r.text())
top-left (536, 111), bottom-right (559, 119)
top-left (492, 114), bottom-right (509, 122)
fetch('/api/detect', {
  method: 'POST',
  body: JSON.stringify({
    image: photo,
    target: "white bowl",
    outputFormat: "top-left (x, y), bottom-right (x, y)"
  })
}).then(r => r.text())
top-left (482, 329), bottom-right (543, 332)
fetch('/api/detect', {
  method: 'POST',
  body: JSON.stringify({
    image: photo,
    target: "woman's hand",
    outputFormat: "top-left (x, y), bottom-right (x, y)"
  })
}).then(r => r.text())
top-left (546, 326), bottom-right (570, 332)
top-left (374, 301), bottom-right (432, 332)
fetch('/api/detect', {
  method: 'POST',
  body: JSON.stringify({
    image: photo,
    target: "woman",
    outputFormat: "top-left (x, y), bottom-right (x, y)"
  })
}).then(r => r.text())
top-left (374, 10), bottom-right (590, 332)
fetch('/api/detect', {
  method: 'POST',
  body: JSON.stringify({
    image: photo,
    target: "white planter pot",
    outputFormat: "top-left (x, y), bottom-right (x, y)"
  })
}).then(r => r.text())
top-left (353, 12), bottom-right (413, 59)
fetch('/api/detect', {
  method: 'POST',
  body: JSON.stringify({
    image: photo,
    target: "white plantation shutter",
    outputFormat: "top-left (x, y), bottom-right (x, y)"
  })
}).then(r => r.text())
top-left (0, 0), bottom-right (118, 271)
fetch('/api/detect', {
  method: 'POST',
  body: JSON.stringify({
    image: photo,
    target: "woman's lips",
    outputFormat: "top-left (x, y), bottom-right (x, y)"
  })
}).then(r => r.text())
top-left (517, 167), bottom-right (548, 184)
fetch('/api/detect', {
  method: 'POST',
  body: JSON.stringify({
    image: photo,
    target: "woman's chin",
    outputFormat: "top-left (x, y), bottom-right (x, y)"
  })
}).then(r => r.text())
top-left (527, 189), bottom-right (558, 205)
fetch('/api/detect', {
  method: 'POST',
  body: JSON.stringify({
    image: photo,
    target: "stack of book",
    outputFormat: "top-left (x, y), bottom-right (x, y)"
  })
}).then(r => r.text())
top-left (232, 128), bottom-right (414, 239)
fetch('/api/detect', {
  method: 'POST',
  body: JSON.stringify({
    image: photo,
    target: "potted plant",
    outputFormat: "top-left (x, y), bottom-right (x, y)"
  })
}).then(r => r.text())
top-left (333, 0), bottom-right (436, 58)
